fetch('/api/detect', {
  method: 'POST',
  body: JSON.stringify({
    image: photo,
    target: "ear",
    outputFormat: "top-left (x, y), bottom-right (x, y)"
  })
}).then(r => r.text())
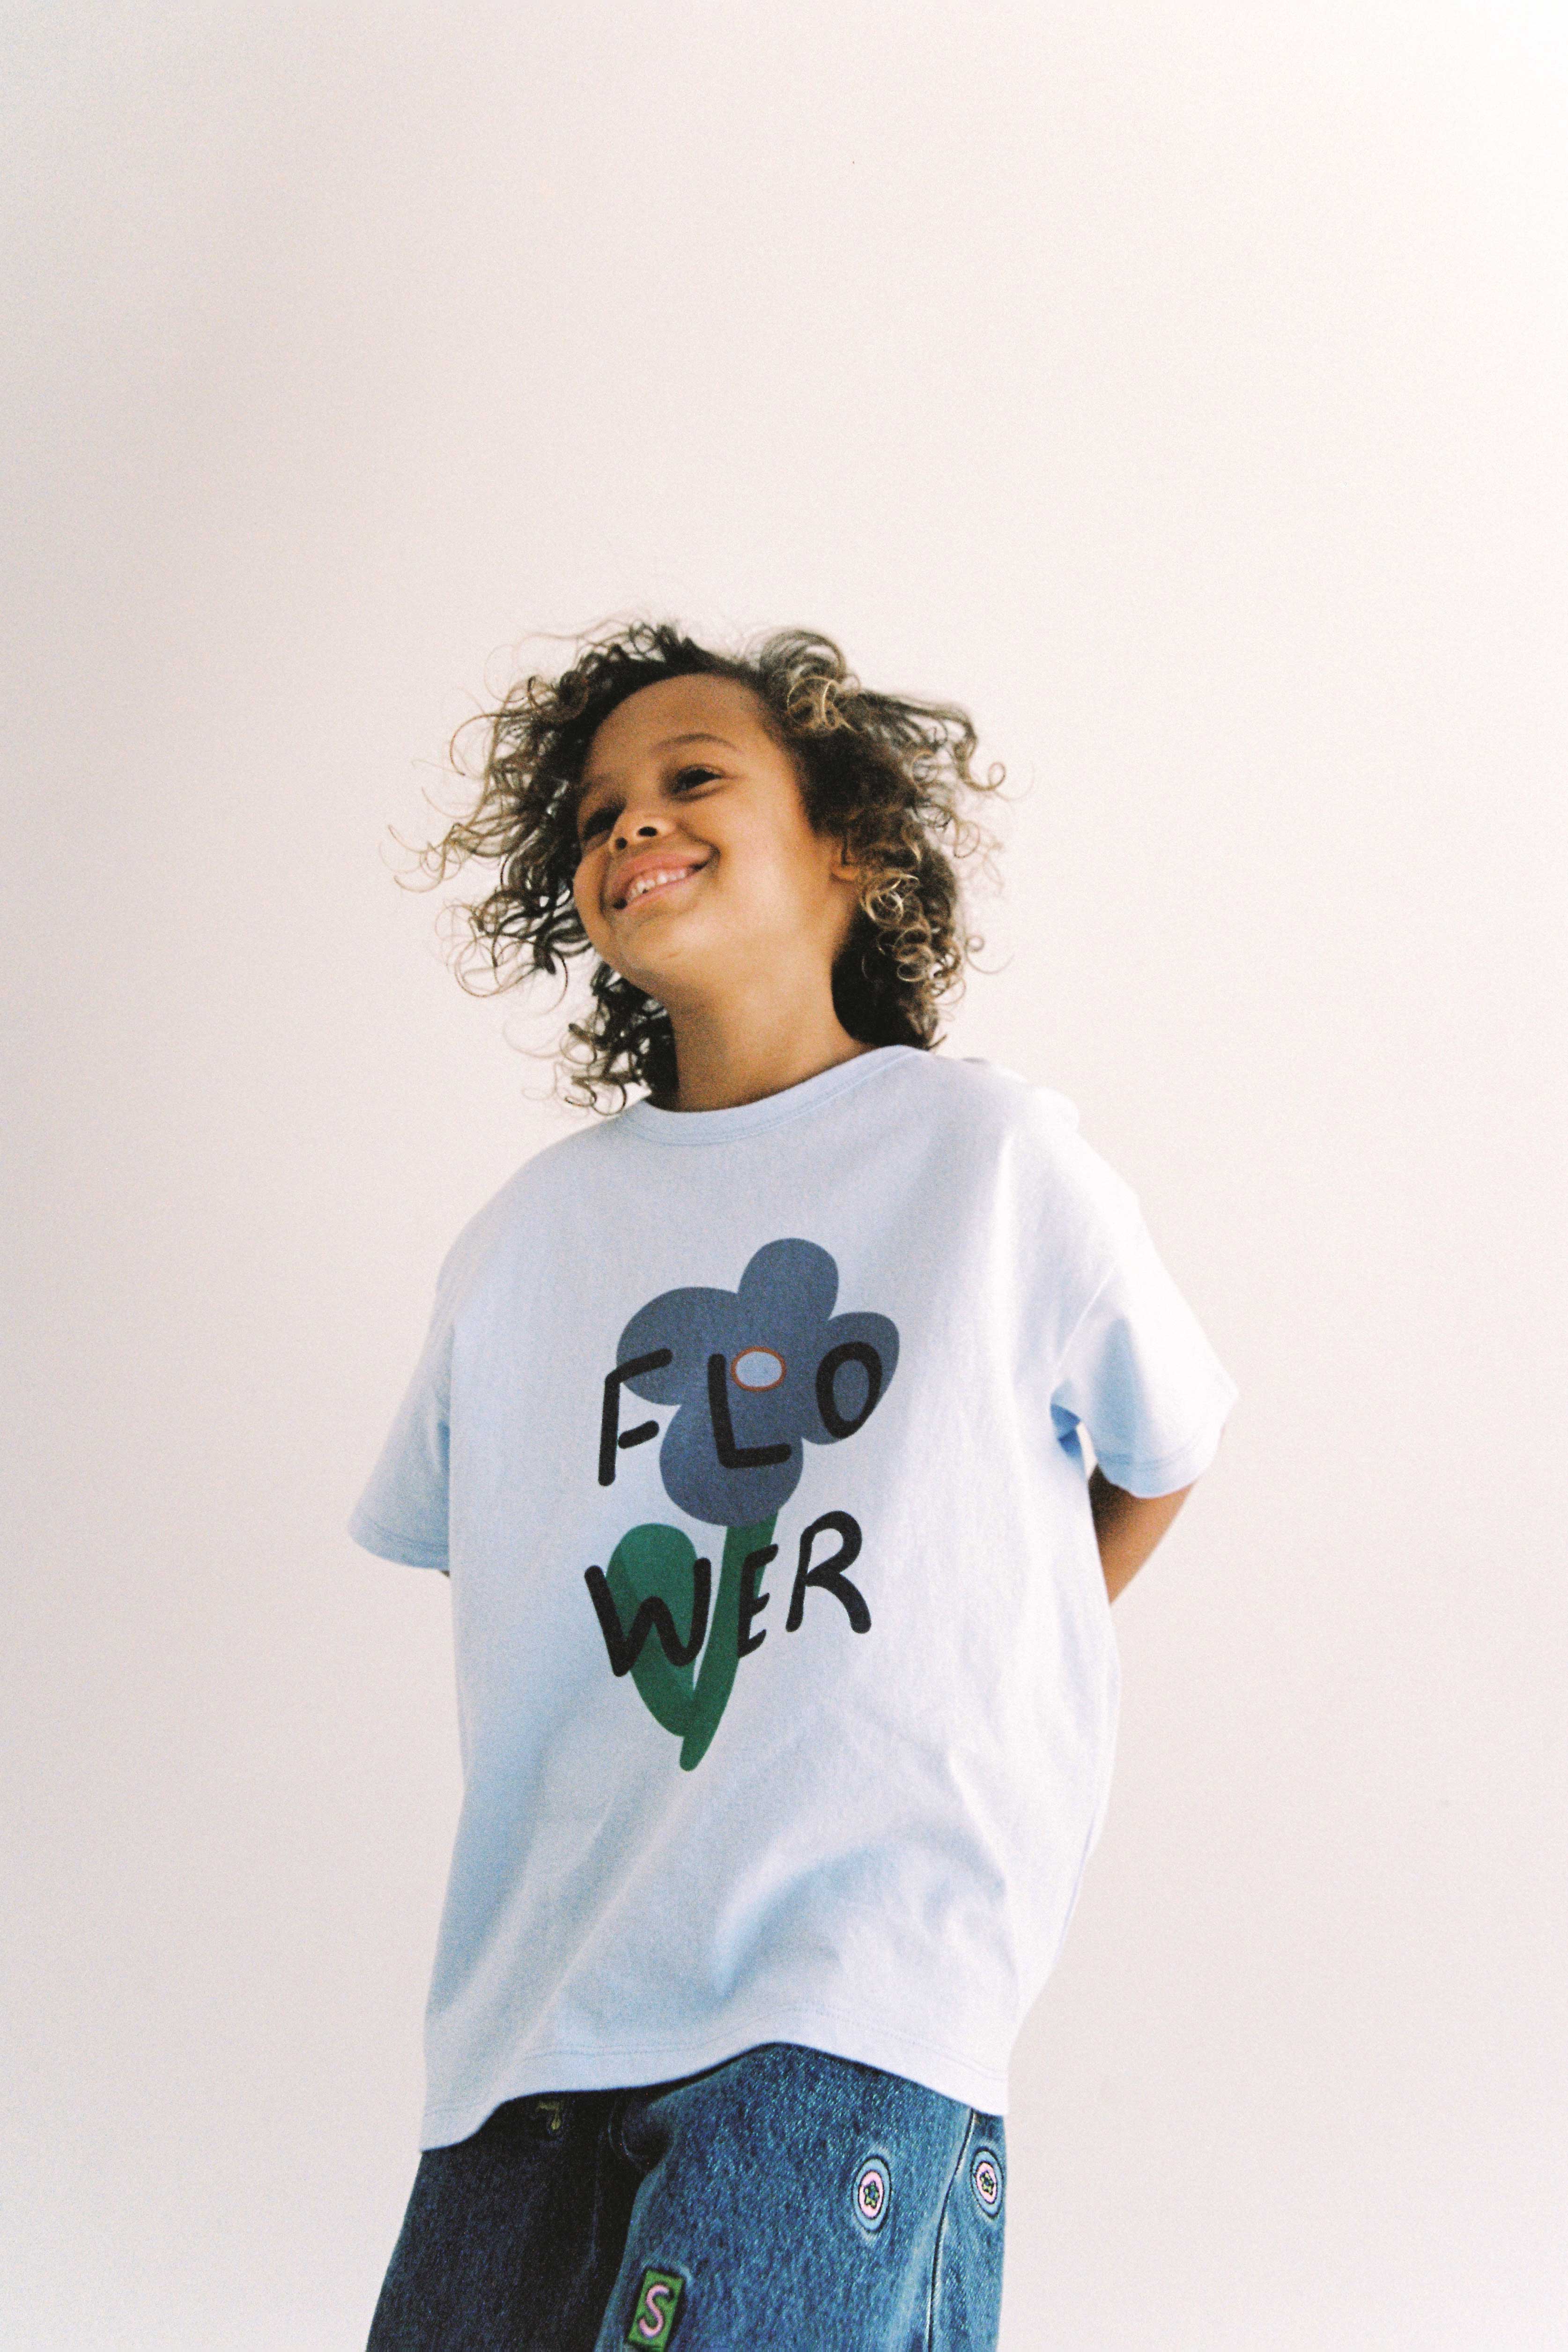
top-left (828, 836), bottom-right (859, 884)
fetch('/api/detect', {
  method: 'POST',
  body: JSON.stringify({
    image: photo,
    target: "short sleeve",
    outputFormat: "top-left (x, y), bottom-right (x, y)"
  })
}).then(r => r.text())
top-left (1050, 1191), bottom-right (1238, 1499)
top-left (347, 1286), bottom-right (453, 1569)
top-left (345, 1173), bottom-right (521, 1573)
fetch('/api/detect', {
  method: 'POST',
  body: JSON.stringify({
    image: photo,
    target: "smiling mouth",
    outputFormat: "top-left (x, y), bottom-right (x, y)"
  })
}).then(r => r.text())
top-left (614, 860), bottom-right (709, 912)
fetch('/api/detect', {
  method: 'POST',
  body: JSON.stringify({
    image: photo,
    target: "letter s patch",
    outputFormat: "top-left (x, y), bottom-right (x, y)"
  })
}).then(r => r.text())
top-left (626, 2265), bottom-right (685, 2348)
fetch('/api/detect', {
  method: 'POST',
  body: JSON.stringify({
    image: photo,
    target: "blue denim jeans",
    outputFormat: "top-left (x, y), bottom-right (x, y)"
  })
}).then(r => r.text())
top-left (366, 2041), bottom-right (1006, 2350)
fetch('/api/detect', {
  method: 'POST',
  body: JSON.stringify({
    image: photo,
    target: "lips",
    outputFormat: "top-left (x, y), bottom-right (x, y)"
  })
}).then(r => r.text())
top-left (612, 856), bottom-right (710, 912)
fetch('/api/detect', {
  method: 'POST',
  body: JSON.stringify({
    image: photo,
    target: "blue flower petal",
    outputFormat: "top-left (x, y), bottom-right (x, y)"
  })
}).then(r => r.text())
top-left (614, 1238), bottom-right (899, 1528)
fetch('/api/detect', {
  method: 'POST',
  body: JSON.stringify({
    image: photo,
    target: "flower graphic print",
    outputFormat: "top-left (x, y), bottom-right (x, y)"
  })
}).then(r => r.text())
top-left (612, 1237), bottom-right (900, 1526)
top-left (586, 1238), bottom-right (901, 1770)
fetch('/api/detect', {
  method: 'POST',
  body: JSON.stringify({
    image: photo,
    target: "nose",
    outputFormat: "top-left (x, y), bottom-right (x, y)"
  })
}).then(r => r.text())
top-left (611, 807), bottom-right (673, 853)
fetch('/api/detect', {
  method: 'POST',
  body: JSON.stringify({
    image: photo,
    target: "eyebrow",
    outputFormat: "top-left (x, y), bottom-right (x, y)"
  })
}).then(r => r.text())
top-left (577, 732), bottom-right (739, 801)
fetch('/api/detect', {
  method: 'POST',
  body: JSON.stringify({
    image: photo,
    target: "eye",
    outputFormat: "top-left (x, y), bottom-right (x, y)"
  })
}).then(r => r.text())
top-left (577, 801), bottom-right (616, 848)
top-left (671, 765), bottom-right (719, 791)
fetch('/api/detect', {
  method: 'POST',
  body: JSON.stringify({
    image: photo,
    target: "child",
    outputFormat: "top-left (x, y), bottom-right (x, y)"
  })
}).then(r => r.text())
top-left (350, 623), bottom-right (1237, 2351)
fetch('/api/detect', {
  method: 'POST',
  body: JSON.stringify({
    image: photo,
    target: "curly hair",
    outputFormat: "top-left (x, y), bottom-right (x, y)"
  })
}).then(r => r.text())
top-left (402, 621), bottom-right (1004, 1110)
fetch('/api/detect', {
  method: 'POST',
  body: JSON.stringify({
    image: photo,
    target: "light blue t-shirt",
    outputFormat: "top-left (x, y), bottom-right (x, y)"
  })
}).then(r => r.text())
top-left (349, 1047), bottom-right (1238, 2145)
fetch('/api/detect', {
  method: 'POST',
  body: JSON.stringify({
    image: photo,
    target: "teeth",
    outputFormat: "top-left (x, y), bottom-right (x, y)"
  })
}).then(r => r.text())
top-left (624, 866), bottom-right (694, 905)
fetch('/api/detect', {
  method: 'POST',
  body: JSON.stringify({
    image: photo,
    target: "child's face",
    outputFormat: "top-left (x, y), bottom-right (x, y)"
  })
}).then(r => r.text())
top-left (571, 675), bottom-right (859, 1011)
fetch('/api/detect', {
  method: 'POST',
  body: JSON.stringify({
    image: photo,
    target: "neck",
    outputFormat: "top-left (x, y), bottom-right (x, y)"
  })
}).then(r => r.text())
top-left (660, 970), bottom-right (872, 1113)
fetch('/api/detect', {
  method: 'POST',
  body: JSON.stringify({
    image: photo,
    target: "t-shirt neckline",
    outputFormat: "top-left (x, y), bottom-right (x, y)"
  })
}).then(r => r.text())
top-left (618, 1044), bottom-right (920, 1146)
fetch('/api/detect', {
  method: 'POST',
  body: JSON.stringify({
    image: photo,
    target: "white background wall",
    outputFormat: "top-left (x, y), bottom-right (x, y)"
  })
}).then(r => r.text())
top-left (6, 4), bottom-right (1565, 2345)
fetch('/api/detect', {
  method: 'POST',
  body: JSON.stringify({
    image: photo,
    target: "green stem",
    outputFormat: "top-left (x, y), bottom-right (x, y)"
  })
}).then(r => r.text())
top-left (680, 1515), bottom-right (777, 1771)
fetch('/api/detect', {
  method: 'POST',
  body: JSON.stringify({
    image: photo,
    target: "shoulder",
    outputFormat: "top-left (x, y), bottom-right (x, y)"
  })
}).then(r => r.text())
top-left (890, 1050), bottom-right (1111, 1168)
top-left (427, 1114), bottom-right (629, 1308)
top-left (891, 1050), bottom-right (1079, 1135)
top-left (889, 1051), bottom-right (1143, 1246)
